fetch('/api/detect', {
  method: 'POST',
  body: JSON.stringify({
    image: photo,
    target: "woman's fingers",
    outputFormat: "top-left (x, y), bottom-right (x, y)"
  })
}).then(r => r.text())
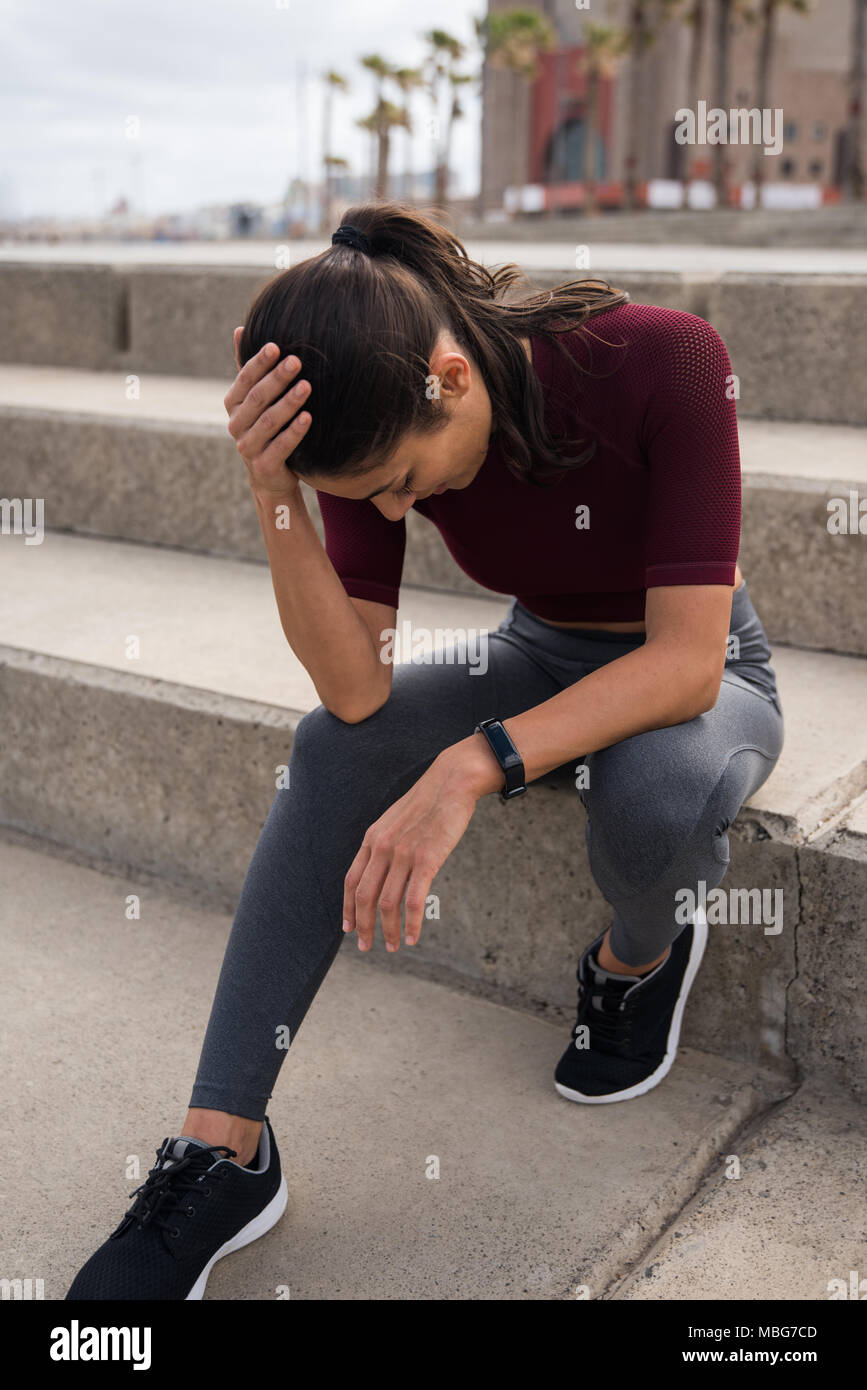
top-left (343, 831), bottom-right (433, 953)
top-left (377, 852), bottom-right (414, 952)
top-left (224, 340), bottom-right (279, 414)
top-left (234, 366), bottom-right (311, 461)
top-left (353, 846), bottom-right (392, 952)
top-left (340, 764), bottom-right (473, 956)
top-left (244, 384), bottom-right (311, 471)
top-left (403, 862), bottom-right (435, 947)
top-left (224, 342), bottom-right (305, 439)
top-left (223, 338), bottom-right (312, 488)
top-left (342, 841), bottom-right (370, 938)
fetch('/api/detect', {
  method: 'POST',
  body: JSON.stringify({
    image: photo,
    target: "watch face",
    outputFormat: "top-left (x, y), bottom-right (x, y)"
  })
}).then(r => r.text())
top-left (483, 721), bottom-right (516, 764)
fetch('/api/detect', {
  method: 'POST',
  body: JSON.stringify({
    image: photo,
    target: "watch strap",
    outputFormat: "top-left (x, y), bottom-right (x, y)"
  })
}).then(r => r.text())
top-left (475, 718), bottom-right (527, 800)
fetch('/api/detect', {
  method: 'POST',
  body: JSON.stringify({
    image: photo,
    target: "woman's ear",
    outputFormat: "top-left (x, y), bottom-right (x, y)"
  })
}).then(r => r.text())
top-left (434, 351), bottom-right (471, 401)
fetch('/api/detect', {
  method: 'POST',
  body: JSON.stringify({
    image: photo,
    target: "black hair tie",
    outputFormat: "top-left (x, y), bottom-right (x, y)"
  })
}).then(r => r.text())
top-left (331, 224), bottom-right (371, 254)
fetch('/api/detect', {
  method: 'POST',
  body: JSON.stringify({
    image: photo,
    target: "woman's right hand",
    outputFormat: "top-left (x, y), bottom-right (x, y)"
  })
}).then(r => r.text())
top-left (224, 328), bottom-right (312, 497)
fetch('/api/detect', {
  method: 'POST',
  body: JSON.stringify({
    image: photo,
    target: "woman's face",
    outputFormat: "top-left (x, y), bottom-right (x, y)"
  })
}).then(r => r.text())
top-left (301, 333), bottom-right (524, 521)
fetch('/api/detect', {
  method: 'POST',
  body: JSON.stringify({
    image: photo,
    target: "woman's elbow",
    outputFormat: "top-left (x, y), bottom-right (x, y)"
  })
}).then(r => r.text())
top-left (328, 697), bottom-right (390, 725)
top-left (322, 679), bottom-right (392, 724)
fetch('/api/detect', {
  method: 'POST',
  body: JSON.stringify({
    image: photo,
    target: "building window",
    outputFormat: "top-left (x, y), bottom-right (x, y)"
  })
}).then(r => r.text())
top-left (781, 158), bottom-right (796, 177)
top-left (547, 118), bottom-right (607, 183)
top-left (808, 159), bottom-right (824, 178)
top-left (784, 121), bottom-right (798, 142)
top-left (812, 121), bottom-right (827, 142)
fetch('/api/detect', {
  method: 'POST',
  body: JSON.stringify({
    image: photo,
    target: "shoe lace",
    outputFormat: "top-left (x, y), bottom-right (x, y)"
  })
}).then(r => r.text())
top-left (111, 1141), bottom-right (236, 1245)
top-left (573, 962), bottom-right (641, 1050)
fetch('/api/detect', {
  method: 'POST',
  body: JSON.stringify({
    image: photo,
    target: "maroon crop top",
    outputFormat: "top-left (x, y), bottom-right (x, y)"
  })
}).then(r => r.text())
top-left (315, 302), bottom-right (741, 622)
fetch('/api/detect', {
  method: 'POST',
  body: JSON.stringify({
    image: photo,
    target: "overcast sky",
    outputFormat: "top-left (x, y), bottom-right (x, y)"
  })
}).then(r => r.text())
top-left (0, 0), bottom-right (483, 220)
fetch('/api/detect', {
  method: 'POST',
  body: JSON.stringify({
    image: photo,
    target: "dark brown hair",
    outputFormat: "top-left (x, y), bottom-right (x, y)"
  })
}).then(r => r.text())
top-left (239, 201), bottom-right (629, 486)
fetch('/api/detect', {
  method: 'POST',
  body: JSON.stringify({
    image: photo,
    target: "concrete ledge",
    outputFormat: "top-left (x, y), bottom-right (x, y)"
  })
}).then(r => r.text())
top-left (706, 274), bottom-right (867, 427)
top-left (612, 1080), bottom-right (867, 1300)
top-left (786, 803), bottom-right (867, 1102)
top-left (2, 533), bottom-right (865, 845)
top-left (1, 534), bottom-right (865, 1088)
top-left (0, 646), bottom-right (802, 1079)
top-left (2, 367), bottom-right (865, 656)
top-left (0, 263), bottom-right (125, 371)
top-left (2, 260), bottom-right (867, 421)
top-left (1, 633), bottom-right (862, 1086)
top-left (526, 271), bottom-right (867, 425)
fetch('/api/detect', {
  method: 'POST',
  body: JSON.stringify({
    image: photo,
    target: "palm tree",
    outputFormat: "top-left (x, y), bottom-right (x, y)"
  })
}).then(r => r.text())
top-left (711, 0), bottom-right (752, 206)
top-left (360, 55), bottom-right (393, 195)
top-left (357, 99), bottom-right (410, 201)
top-left (442, 70), bottom-right (475, 211)
top-left (422, 37), bottom-right (450, 198)
top-left (845, 0), bottom-right (866, 200)
top-left (622, 1), bottom-right (680, 210)
top-left (320, 69), bottom-right (348, 232)
top-left (479, 8), bottom-right (557, 210)
top-left (323, 155), bottom-right (349, 219)
top-left (579, 24), bottom-right (629, 215)
top-left (422, 30), bottom-right (467, 207)
top-left (713, 0), bottom-right (738, 205)
top-left (748, 1), bottom-right (809, 208)
top-left (392, 66), bottom-right (425, 200)
top-left (682, 0), bottom-right (709, 191)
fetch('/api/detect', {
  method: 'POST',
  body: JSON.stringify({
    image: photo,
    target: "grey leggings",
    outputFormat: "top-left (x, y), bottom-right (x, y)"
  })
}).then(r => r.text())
top-left (189, 581), bottom-right (784, 1122)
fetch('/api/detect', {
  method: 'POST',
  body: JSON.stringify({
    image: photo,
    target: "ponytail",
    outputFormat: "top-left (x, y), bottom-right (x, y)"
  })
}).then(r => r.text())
top-left (240, 201), bottom-right (629, 485)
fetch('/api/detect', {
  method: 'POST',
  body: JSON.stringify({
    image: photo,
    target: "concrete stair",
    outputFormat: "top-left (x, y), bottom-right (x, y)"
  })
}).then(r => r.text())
top-left (1, 243), bottom-right (865, 1300)
top-left (4, 835), bottom-right (866, 1301)
top-left (1, 531), bottom-right (865, 1102)
top-left (0, 247), bottom-right (865, 1106)
top-left (2, 254), bottom-right (867, 422)
top-left (0, 834), bottom-right (839, 1301)
top-left (2, 364), bottom-right (866, 656)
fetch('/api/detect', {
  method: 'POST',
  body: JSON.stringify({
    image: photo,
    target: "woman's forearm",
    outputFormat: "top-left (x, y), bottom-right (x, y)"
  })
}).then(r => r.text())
top-left (251, 485), bottom-right (390, 720)
top-left (442, 638), bottom-right (718, 799)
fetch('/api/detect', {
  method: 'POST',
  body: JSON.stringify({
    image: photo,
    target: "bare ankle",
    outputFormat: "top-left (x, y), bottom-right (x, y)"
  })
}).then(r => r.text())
top-left (181, 1108), bottom-right (263, 1167)
top-left (596, 930), bottom-right (669, 976)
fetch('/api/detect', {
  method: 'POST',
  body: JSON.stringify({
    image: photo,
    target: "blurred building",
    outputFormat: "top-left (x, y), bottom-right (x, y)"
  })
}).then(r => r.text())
top-left (480, 0), bottom-right (863, 213)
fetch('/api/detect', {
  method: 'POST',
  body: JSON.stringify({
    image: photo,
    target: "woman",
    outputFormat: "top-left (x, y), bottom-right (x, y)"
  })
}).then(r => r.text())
top-left (66, 203), bottom-right (784, 1300)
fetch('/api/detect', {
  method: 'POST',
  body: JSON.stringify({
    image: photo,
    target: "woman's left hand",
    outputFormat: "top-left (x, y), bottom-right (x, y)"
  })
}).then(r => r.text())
top-left (342, 741), bottom-right (495, 952)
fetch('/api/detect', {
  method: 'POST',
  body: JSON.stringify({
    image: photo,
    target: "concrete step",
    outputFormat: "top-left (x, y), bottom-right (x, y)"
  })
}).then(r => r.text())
top-left (2, 364), bottom-right (866, 656)
top-left (1, 257), bottom-right (866, 422)
top-left (1, 532), bottom-right (865, 1097)
top-left (610, 1077), bottom-right (867, 1301)
top-left (0, 836), bottom-right (801, 1300)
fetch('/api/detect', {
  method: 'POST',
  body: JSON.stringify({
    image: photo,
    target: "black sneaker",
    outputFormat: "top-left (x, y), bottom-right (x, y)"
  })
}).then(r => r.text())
top-left (65, 1117), bottom-right (287, 1300)
top-left (554, 910), bottom-right (708, 1104)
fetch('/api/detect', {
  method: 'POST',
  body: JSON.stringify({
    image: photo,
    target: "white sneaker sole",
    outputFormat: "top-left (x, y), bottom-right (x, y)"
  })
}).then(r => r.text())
top-left (554, 908), bottom-right (709, 1106)
top-left (184, 1173), bottom-right (288, 1300)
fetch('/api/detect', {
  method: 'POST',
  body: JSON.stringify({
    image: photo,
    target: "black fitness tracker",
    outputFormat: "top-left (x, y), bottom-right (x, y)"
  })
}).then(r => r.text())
top-left (474, 718), bottom-right (527, 801)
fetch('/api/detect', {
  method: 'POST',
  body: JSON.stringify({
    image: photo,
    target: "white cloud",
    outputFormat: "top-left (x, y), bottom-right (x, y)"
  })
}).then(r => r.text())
top-left (0, 0), bottom-right (482, 218)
